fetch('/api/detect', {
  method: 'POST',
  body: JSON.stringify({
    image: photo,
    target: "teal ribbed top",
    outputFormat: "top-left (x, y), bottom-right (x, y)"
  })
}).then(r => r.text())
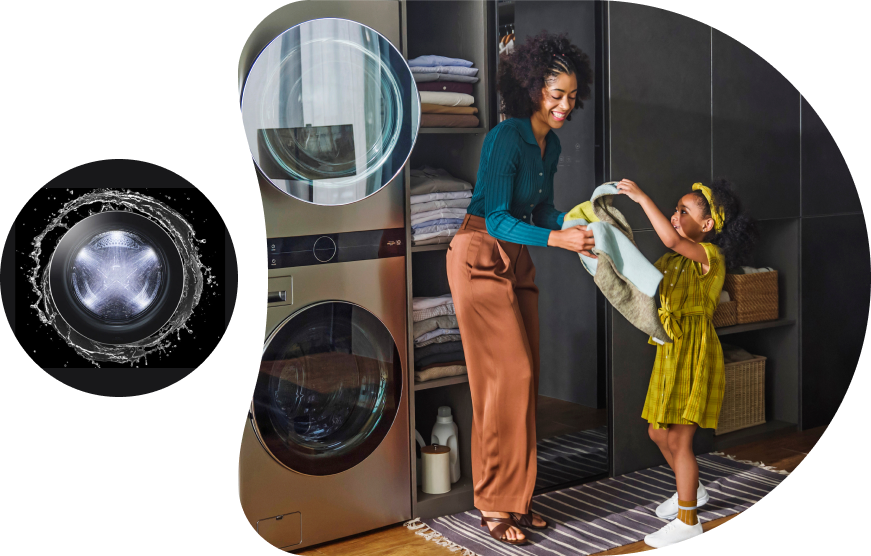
top-left (466, 117), bottom-right (566, 246)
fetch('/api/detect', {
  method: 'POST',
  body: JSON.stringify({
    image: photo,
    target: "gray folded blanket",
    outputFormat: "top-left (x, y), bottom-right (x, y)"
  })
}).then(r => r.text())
top-left (414, 337), bottom-right (465, 363)
top-left (417, 350), bottom-right (466, 369)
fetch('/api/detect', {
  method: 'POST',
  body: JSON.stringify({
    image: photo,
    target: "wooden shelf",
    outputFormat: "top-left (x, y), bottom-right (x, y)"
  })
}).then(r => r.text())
top-left (713, 420), bottom-right (798, 451)
top-left (414, 374), bottom-right (469, 391)
top-left (716, 318), bottom-right (796, 336)
top-left (412, 244), bottom-right (450, 252)
top-left (420, 128), bottom-right (485, 134)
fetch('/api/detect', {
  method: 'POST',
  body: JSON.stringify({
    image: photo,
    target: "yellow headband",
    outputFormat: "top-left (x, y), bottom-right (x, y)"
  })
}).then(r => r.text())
top-left (692, 182), bottom-right (725, 233)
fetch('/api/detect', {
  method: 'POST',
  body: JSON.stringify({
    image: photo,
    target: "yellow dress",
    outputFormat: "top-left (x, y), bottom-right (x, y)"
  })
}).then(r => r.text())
top-left (642, 243), bottom-right (726, 430)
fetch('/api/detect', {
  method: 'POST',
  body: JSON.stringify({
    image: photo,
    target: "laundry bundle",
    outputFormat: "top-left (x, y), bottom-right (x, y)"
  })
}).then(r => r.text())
top-left (412, 294), bottom-right (466, 383)
top-left (410, 166), bottom-right (472, 246)
top-left (409, 54), bottom-right (480, 128)
top-left (562, 182), bottom-right (672, 344)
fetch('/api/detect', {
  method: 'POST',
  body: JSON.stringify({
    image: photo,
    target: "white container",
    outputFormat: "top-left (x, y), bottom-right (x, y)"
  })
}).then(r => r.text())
top-left (421, 445), bottom-right (451, 494)
top-left (431, 406), bottom-right (461, 483)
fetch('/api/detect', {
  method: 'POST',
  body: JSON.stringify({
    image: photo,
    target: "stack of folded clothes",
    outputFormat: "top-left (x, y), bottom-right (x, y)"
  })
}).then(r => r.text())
top-left (412, 294), bottom-right (466, 383)
top-left (409, 54), bottom-right (480, 128)
top-left (410, 166), bottom-right (472, 246)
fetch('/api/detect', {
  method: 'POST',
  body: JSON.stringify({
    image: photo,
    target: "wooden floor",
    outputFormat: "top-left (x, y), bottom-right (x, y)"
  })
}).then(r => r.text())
top-left (295, 425), bottom-right (824, 556)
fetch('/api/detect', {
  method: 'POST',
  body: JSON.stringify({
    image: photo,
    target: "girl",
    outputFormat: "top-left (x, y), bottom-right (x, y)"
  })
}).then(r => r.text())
top-left (615, 178), bottom-right (758, 548)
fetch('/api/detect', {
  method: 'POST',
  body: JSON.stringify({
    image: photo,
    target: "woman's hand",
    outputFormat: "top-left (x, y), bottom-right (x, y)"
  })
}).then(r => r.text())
top-left (615, 179), bottom-right (647, 203)
top-left (548, 226), bottom-right (597, 258)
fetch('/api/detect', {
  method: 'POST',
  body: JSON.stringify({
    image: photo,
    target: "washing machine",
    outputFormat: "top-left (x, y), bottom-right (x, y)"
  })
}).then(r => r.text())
top-left (237, 6), bottom-right (419, 552)
top-left (48, 211), bottom-right (184, 344)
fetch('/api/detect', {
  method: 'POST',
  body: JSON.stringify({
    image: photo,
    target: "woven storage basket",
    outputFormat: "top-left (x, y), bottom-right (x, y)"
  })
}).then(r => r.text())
top-left (723, 271), bottom-right (779, 324)
top-left (715, 355), bottom-right (766, 435)
top-left (712, 300), bottom-right (737, 328)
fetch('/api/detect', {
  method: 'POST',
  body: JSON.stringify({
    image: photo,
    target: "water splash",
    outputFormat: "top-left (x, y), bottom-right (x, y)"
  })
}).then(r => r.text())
top-left (28, 189), bottom-right (216, 366)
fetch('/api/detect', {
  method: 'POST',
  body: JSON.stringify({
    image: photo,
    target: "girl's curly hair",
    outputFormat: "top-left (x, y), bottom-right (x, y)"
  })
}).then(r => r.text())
top-left (497, 31), bottom-right (593, 120)
top-left (692, 179), bottom-right (759, 270)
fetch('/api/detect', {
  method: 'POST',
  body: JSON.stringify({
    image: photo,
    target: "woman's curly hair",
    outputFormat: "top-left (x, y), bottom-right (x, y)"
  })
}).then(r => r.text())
top-left (692, 179), bottom-right (759, 270)
top-left (497, 31), bottom-right (593, 120)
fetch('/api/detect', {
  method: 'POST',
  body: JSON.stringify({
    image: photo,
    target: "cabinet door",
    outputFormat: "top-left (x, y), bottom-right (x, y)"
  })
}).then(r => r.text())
top-left (608, 2), bottom-right (711, 230)
top-left (712, 30), bottom-right (800, 220)
top-left (801, 99), bottom-right (860, 217)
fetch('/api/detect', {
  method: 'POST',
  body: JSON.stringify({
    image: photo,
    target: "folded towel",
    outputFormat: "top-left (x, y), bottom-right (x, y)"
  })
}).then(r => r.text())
top-left (419, 91), bottom-right (475, 107)
top-left (562, 182), bottom-right (671, 344)
top-left (415, 329), bottom-right (462, 346)
top-left (421, 114), bottom-right (480, 128)
top-left (722, 344), bottom-right (756, 363)
top-left (408, 55), bottom-right (473, 68)
top-left (413, 228), bottom-right (459, 242)
top-left (414, 337), bottom-right (465, 363)
top-left (421, 103), bottom-right (479, 115)
top-left (414, 314), bottom-right (460, 339)
top-left (411, 66), bottom-right (479, 76)
top-left (411, 208), bottom-right (469, 226)
top-left (413, 223), bottom-right (461, 235)
top-left (412, 218), bottom-right (465, 230)
top-left (417, 352), bottom-right (467, 369)
top-left (415, 364), bottom-right (468, 383)
top-left (414, 73), bottom-right (479, 84)
top-left (412, 236), bottom-right (455, 247)
top-left (410, 166), bottom-right (473, 195)
top-left (420, 359), bottom-right (466, 371)
top-left (719, 290), bottom-right (731, 303)
top-left (411, 198), bottom-right (471, 214)
top-left (416, 82), bottom-right (474, 95)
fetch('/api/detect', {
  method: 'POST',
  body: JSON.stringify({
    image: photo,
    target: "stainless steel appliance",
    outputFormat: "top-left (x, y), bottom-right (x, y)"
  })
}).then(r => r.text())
top-left (237, 6), bottom-right (419, 551)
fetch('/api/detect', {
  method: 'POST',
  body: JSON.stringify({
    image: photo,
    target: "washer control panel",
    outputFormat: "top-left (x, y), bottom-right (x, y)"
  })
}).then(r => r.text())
top-left (267, 228), bottom-right (405, 269)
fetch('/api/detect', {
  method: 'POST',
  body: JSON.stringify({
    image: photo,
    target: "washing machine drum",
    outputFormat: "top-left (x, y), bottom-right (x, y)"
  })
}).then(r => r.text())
top-left (240, 18), bottom-right (420, 206)
top-left (48, 211), bottom-right (184, 345)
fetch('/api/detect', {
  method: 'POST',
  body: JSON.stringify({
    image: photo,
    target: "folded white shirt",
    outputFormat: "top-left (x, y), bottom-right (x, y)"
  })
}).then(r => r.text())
top-left (411, 191), bottom-right (473, 204)
top-left (412, 294), bottom-right (453, 311)
top-left (420, 91), bottom-right (475, 107)
top-left (411, 208), bottom-right (469, 226)
top-left (414, 223), bottom-right (462, 235)
top-left (411, 198), bottom-right (471, 214)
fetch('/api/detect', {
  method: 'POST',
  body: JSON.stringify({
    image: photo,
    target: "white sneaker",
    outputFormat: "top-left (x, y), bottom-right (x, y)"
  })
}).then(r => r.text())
top-left (655, 481), bottom-right (709, 520)
top-left (644, 517), bottom-right (703, 548)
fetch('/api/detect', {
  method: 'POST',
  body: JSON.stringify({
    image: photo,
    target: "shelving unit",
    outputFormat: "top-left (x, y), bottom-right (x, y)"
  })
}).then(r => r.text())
top-left (402, 0), bottom-right (492, 521)
top-left (716, 318), bottom-right (796, 337)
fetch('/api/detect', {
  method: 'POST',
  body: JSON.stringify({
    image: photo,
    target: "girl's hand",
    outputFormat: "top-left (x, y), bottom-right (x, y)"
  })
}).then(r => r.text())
top-left (548, 226), bottom-right (597, 258)
top-left (615, 179), bottom-right (647, 203)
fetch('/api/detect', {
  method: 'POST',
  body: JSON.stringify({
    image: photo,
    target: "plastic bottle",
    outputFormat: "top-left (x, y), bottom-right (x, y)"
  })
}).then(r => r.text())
top-left (430, 406), bottom-right (460, 483)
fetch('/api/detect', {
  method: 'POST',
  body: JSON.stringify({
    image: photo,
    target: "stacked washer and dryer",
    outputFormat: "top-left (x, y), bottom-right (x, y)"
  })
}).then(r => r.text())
top-left (237, 4), bottom-right (420, 552)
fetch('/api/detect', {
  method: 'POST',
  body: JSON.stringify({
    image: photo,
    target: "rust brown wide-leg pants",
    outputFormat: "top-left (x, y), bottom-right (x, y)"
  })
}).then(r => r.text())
top-left (446, 214), bottom-right (540, 514)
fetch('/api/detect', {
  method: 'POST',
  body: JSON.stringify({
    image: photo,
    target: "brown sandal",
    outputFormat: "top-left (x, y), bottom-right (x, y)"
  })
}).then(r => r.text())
top-left (510, 511), bottom-right (549, 530)
top-left (479, 514), bottom-right (529, 545)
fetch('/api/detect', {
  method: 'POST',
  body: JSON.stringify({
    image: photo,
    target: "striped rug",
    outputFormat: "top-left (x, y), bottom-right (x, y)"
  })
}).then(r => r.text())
top-left (407, 452), bottom-right (789, 555)
top-left (535, 427), bottom-right (609, 490)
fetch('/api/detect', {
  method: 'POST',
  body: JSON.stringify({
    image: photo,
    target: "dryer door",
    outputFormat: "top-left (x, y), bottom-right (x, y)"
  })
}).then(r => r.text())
top-left (254, 301), bottom-right (402, 476)
top-left (240, 18), bottom-right (419, 206)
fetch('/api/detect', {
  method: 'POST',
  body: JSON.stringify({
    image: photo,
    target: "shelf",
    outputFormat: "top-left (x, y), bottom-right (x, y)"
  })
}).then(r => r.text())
top-left (420, 128), bottom-right (485, 134)
top-left (415, 374), bottom-right (469, 391)
top-left (716, 318), bottom-right (796, 336)
top-left (416, 474), bottom-right (475, 520)
top-left (412, 244), bottom-right (450, 252)
top-left (713, 420), bottom-right (798, 451)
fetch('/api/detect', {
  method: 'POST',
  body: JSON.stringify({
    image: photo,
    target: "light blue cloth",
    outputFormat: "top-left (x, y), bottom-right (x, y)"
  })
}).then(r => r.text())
top-left (408, 55), bottom-right (473, 68)
top-left (414, 223), bottom-right (462, 235)
top-left (561, 183), bottom-right (663, 298)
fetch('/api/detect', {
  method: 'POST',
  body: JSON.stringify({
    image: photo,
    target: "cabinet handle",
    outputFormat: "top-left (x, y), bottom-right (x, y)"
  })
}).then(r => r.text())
top-left (268, 290), bottom-right (287, 303)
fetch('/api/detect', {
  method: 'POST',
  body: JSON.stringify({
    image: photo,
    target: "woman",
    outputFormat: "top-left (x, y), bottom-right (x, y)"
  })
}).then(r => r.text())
top-left (446, 32), bottom-right (595, 546)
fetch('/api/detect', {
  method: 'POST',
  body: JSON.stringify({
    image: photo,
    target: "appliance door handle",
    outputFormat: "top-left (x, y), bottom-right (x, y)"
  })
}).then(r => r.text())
top-left (267, 290), bottom-right (287, 303)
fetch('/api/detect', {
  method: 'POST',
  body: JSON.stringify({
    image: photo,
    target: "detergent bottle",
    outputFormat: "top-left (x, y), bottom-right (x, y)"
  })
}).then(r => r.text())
top-left (431, 406), bottom-right (460, 483)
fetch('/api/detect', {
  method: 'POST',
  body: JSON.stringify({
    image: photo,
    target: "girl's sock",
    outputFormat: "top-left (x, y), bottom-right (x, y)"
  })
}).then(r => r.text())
top-left (677, 499), bottom-right (698, 525)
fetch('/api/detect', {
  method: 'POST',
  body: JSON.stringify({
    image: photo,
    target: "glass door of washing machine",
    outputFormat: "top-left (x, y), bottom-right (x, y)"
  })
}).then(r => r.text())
top-left (241, 18), bottom-right (420, 206)
top-left (253, 301), bottom-right (402, 476)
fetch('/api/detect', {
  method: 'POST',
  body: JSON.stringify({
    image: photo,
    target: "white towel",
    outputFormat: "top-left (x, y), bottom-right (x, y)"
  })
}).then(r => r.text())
top-left (420, 91), bottom-right (475, 107)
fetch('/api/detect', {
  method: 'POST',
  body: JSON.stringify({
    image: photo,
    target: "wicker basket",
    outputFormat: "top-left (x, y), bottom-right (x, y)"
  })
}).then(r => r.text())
top-left (715, 355), bottom-right (766, 435)
top-left (723, 271), bottom-right (779, 324)
top-left (712, 300), bottom-right (737, 328)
